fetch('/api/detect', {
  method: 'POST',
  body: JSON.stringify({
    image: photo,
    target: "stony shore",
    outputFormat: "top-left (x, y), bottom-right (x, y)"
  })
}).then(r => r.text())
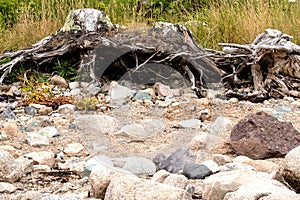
top-left (1, 76), bottom-right (300, 199)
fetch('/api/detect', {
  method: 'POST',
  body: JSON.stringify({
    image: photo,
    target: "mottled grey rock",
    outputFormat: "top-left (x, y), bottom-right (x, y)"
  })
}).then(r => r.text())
top-left (0, 107), bottom-right (15, 119)
top-left (183, 162), bottom-right (213, 179)
top-left (133, 91), bottom-right (152, 101)
top-left (179, 119), bottom-right (201, 129)
top-left (24, 106), bottom-right (38, 115)
top-left (0, 150), bottom-right (23, 183)
top-left (230, 111), bottom-right (300, 159)
top-left (153, 148), bottom-right (196, 173)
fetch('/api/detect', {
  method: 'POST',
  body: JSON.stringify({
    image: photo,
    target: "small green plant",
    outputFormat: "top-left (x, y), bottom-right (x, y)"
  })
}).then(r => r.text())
top-left (73, 96), bottom-right (98, 111)
top-left (52, 59), bottom-right (78, 81)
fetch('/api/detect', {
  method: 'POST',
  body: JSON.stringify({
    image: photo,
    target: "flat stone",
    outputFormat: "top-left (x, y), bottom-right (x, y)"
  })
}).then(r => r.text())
top-left (38, 126), bottom-right (60, 137)
top-left (24, 151), bottom-right (55, 167)
top-left (230, 111), bottom-right (300, 159)
top-left (0, 182), bottom-right (17, 193)
top-left (112, 157), bottom-right (156, 176)
top-left (64, 143), bottom-right (84, 156)
top-left (183, 162), bottom-right (213, 179)
top-left (119, 123), bottom-right (148, 139)
top-left (179, 119), bottom-right (201, 129)
top-left (26, 132), bottom-right (50, 146)
top-left (0, 150), bottom-right (23, 183)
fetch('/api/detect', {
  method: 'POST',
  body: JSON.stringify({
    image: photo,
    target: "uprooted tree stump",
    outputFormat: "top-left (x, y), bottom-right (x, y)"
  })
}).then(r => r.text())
top-left (1, 8), bottom-right (300, 101)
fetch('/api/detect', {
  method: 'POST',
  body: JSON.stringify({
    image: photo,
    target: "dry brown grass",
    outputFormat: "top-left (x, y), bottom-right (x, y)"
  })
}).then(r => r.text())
top-left (0, 0), bottom-right (299, 53)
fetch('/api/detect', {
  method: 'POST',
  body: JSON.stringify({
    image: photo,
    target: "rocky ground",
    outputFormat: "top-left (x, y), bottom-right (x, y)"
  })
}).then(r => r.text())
top-left (1, 75), bottom-right (300, 200)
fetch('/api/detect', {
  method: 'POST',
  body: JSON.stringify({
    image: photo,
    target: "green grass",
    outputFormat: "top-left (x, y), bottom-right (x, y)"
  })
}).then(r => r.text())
top-left (0, 0), bottom-right (299, 53)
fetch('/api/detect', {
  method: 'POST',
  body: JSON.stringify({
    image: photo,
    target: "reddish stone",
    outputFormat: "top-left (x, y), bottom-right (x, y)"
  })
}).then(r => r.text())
top-left (230, 111), bottom-right (300, 159)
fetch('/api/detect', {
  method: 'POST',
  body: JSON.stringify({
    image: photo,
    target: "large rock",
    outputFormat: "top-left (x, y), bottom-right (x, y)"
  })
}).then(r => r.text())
top-left (153, 148), bottom-right (196, 173)
top-left (230, 111), bottom-right (300, 159)
top-left (104, 175), bottom-right (191, 200)
top-left (90, 163), bottom-right (132, 199)
top-left (202, 170), bottom-right (272, 200)
top-left (0, 150), bottom-right (23, 183)
top-left (280, 145), bottom-right (300, 193)
top-left (224, 180), bottom-right (300, 200)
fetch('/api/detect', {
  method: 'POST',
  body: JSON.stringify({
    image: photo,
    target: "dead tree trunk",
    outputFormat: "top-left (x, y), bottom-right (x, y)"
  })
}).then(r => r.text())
top-left (1, 8), bottom-right (300, 101)
top-left (212, 29), bottom-right (300, 100)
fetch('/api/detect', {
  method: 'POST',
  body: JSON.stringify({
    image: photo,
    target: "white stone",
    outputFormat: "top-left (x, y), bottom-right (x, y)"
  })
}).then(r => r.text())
top-left (0, 150), bottom-right (23, 183)
top-left (104, 175), bottom-right (190, 200)
top-left (0, 182), bottom-right (17, 193)
top-left (201, 160), bottom-right (219, 173)
top-left (24, 151), bottom-right (55, 167)
top-left (64, 143), bottom-right (84, 156)
top-left (224, 180), bottom-right (299, 200)
top-left (26, 132), bottom-right (49, 146)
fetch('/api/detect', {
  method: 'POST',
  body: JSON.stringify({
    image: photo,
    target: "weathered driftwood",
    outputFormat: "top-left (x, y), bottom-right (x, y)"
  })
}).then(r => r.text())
top-left (212, 29), bottom-right (300, 100)
top-left (0, 9), bottom-right (118, 83)
top-left (1, 8), bottom-right (300, 101)
top-left (0, 8), bottom-right (221, 97)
